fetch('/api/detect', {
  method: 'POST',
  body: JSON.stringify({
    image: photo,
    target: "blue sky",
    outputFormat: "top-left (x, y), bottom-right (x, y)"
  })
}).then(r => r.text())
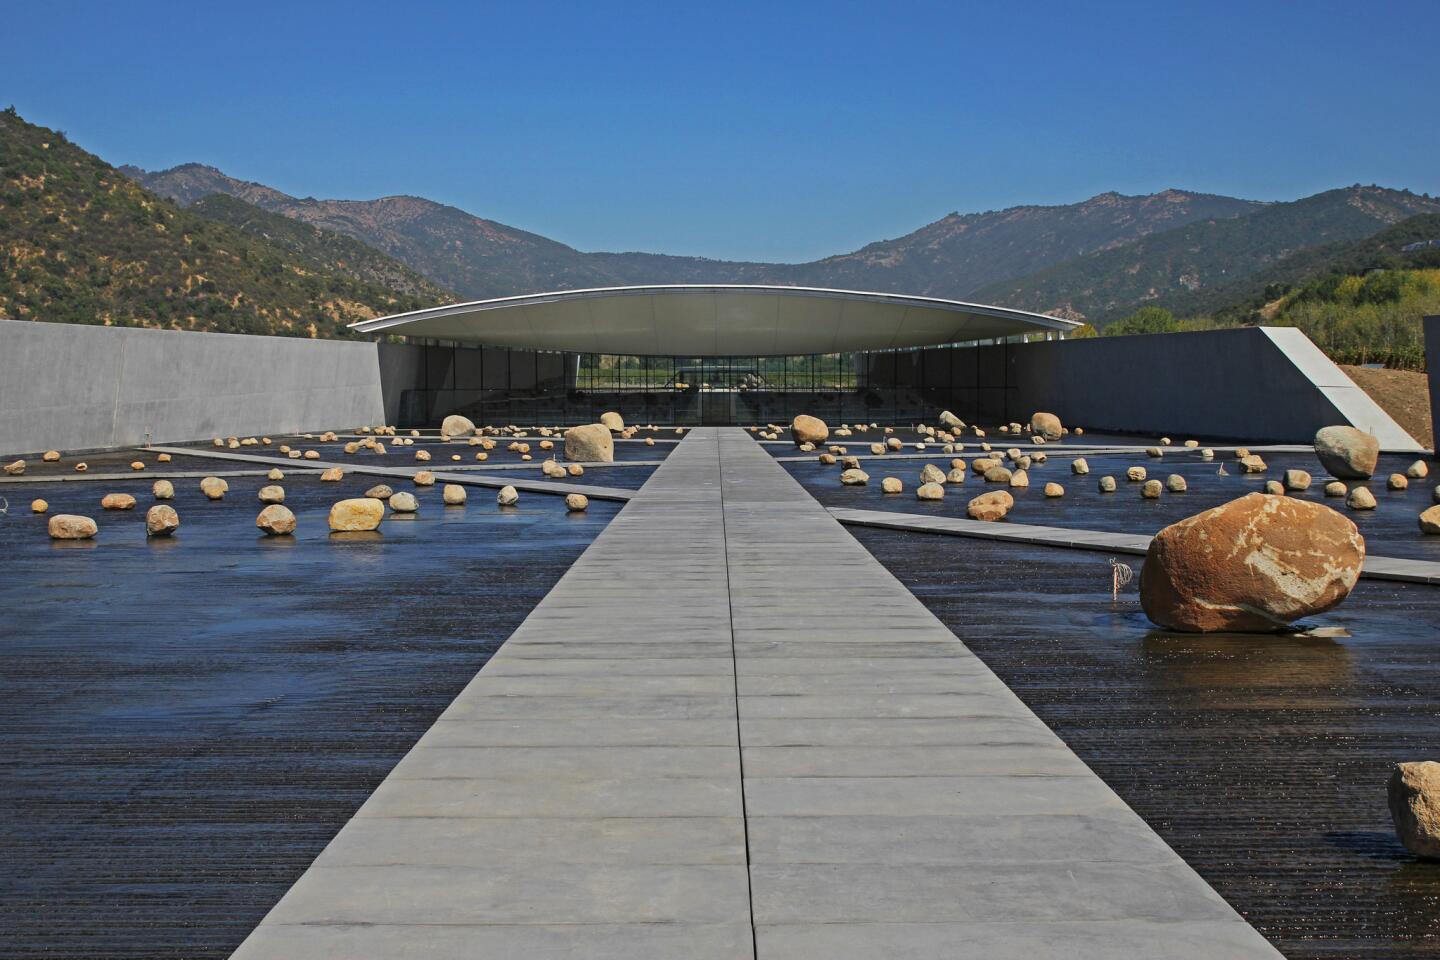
top-left (8, 0), bottom-right (1438, 262)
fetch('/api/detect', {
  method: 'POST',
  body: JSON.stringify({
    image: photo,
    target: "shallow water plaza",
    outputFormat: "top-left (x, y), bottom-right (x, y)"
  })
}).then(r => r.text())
top-left (2, 290), bottom-right (1440, 960)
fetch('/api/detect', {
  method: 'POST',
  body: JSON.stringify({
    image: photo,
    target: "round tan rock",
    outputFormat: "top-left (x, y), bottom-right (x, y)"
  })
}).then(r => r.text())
top-left (1419, 505), bottom-right (1440, 535)
top-left (1008, 469), bottom-right (1029, 488)
top-left (1284, 469), bottom-right (1312, 491)
top-left (31, 498), bottom-right (49, 513)
top-left (881, 477), bottom-right (903, 494)
top-left (101, 493), bottom-right (136, 511)
top-left (946, 468), bottom-right (966, 484)
top-left (565, 424), bottom-right (615, 462)
top-left (1127, 466), bottom-right (1147, 482)
top-left (599, 411), bottom-right (625, 431)
top-left (916, 482), bottom-right (945, 500)
top-left (1388, 473), bottom-right (1409, 490)
top-left (441, 414), bottom-right (477, 438)
top-left (1314, 426), bottom-right (1380, 479)
top-left (320, 467), bottom-right (344, 482)
top-left (497, 485), bottom-right (519, 506)
top-left (389, 491), bottom-right (419, 513)
top-left (1029, 412), bottom-right (1064, 441)
top-left (1071, 458), bottom-right (1090, 475)
top-left (919, 463), bottom-right (945, 485)
top-left (267, 468), bottom-right (284, 481)
top-left (1388, 761), bottom-right (1440, 859)
top-left (200, 477), bottom-right (228, 500)
top-left (256, 504), bottom-right (297, 535)
top-left (42, 450), bottom-right (61, 462)
top-left (328, 498), bottom-right (385, 531)
top-left (1139, 492), bottom-right (1365, 632)
top-left (565, 493), bottom-right (589, 511)
top-left (967, 490), bottom-right (1014, 521)
top-left (1347, 487), bottom-right (1377, 510)
top-left (130, 461), bottom-right (145, 471)
top-left (1408, 460), bottom-right (1430, 480)
top-left (413, 471), bottom-right (435, 487)
top-left (4, 459), bottom-right (26, 475)
top-left (1166, 474), bottom-right (1188, 493)
top-left (791, 415), bottom-right (829, 445)
top-left (303, 450), bottom-right (321, 460)
top-left (1238, 454), bottom-right (1267, 473)
top-left (1044, 482), bottom-right (1064, 498)
top-left (1141, 480), bottom-right (1163, 499)
top-left (840, 468), bottom-right (870, 486)
top-left (152, 479), bottom-right (175, 500)
top-left (145, 504), bottom-right (180, 537)
top-left (258, 485), bottom-right (285, 504)
top-left (443, 484), bottom-right (467, 505)
top-left (983, 466), bottom-right (1012, 484)
top-left (1324, 481), bottom-right (1346, 497)
top-left (567, 464), bottom-right (584, 476)
top-left (48, 514), bottom-right (97, 539)
top-left (1098, 476), bottom-right (1117, 492)
top-left (1264, 479), bottom-right (1285, 496)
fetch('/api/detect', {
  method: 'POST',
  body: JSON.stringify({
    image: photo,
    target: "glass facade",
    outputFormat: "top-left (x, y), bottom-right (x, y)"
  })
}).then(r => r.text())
top-left (381, 339), bottom-right (1032, 427)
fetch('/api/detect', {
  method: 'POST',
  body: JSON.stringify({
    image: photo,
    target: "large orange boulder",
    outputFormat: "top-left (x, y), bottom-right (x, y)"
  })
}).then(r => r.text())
top-left (564, 424), bottom-right (614, 462)
top-left (966, 490), bottom-right (1014, 521)
top-left (1029, 412), bottom-right (1063, 441)
top-left (1389, 761), bottom-right (1440, 859)
top-left (791, 415), bottom-right (829, 446)
top-left (1140, 492), bottom-right (1364, 632)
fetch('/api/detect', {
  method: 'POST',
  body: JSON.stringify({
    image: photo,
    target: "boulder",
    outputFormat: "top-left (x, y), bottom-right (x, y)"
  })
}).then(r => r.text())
top-left (258, 485), bottom-right (285, 504)
top-left (1324, 481), bottom-right (1346, 497)
top-left (840, 468), bottom-right (870, 486)
top-left (1146, 447), bottom-right (1163, 459)
top-left (939, 410), bottom-right (964, 430)
top-left (1408, 460), bottom-right (1430, 480)
top-left (946, 468), bottom-right (966, 484)
top-left (267, 468), bottom-right (284, 481)
top-left (1419, 505), bottom-right (1440, 535)
top-left (972, 457), bottom-right (999, 474)
top-left (818, 453), bottom-right (836, 465)
top-left (984, 465), bottom-right (1012, 484)
top-left (320, 467), bottom-right (344, 481)
top-left (440, 414), bottom-right (477, 438)
top-left (413, 470), bottom-right (435, 486)
top-left (1141, 480), bottom-right (1163, 499)
top-left (441, 484), bottom-right (467, 505)
top-left (1139, 492), bottom-right (1364, 632)
top-left (599, 411), bottom-right (626, 431)
top-left (1239, 455), bottom-right (1267, 473)
top-left (1044, 482), bottom-right (1064, 498)
top-left (3, 459), bottom-right (25, 475)
top-left (967, 490), bottom-right (1014, 521)
top-left (1388, 761), bottom-right (1440, 859)
top-left (1009, 469), bottom-right (1029, 488)
top-left (1314, 426), bottom-right (1380, 479)
top-left (1127, 466), bottom-right (1147, 482)
top-left (1284, 469), bottom-right (1312, 491)
top-left (256, 504), bottom-right (297, 535)
top-left (916, 482), bottom-right (945, 500)
top-left (41, 450), bottom-right (61, 462)
top-left (101, 493), bottom-right (137, 511)
top-left (74, 462), bottom-right (87, 472)
top-left (1388, 473), bottom-right (1409, 491)
top-left (886, 437), bottom-right (903, 451)
top-left (145, 504), bottom-right (180, 537)
top-left (152, 479), bottom-right (175, 500)
top-left (919, 463), bottom-right (946, 485)
top-left (1071, 458), bottom-right (1090, 476)
top-left (31, 499), bottom-right (48, 513)
top-left (868, 443), bottom-right (885, 456)
top-left (48, 514), bottom-right (97, 540)
top-left (1166, 474), bottom-right (1188, 493)
top-left (200, 477), bottom-right (228, 500)
top-left (565, 493), bottom-right (589, 511)
top-left (497, 485), bottom-right (519, 506)
top-left (791, 415), bottom-right (829, 445)
top-left (328, 497), bottom-right (385, 531)
top-left (1098, 476), bottom-right (1117, 493)
top-left (565, 424), bottom-right (615, 462)
top-left (414, 449), bottom-right (432, 462)
top-left (303, 450), bottom-right (321, 460)
top-left (881, 477), bottom-right (903, 494)
top-left (389, 491), bottom-right (419, 513)
top-left (1347, 487), bottom-right (1377, 510)
top-left (1264, 480), bottom-right (1285, 496)
top-left (567, 464), bottom-right (584, 476)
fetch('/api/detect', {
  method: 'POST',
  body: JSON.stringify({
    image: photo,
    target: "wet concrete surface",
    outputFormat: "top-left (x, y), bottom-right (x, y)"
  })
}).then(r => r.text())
top-left (854, 527), bottom-right (1440, 959)
top-left (783, 442), bottom-right (1440, 562)
top-left (0, 471), bottom-right (624, 958)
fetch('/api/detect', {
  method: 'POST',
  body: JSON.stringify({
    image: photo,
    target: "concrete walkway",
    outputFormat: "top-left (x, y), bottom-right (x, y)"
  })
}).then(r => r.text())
top-left (830, 506), bottom-right (1440, 586)
top-left (145, 445), bottom-right (639, 502)
top-left (231, 428), bottom-right (1280, 959)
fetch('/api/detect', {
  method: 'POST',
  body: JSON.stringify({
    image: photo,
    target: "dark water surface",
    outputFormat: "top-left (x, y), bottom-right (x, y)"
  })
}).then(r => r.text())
top-left (854, 526), bottom-right (1440, 959)
top-left (0, 472), bottom-right (621, 958)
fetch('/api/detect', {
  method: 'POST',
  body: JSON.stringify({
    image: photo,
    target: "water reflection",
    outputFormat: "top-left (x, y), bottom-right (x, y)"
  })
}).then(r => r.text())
top-left (1140, 629), bottom-right (1355, 693)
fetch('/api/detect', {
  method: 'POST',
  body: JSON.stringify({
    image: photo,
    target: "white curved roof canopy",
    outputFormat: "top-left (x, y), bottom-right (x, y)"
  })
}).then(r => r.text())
top-left (350, 285), bottom-right (1077, 356)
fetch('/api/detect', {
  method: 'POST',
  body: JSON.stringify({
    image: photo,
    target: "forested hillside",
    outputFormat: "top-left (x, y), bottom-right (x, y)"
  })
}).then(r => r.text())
top-left (0, 109), bottom-right (446, 337)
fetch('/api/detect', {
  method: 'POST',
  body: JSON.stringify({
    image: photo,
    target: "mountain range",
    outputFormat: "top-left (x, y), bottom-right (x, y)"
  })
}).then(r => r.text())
top-left (4, 106), bottom-right (1437, 340)
top-left (124, 161), bottom-right (1440, 325)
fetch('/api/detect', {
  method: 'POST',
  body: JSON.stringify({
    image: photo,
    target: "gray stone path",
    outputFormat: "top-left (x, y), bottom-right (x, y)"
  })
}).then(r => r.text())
top-left (145, 445), bottom-right (639, 502)
top-left (830, 506), bottom-right (1440, 586)
top-left (231, 428), bottom-right (1281, 959)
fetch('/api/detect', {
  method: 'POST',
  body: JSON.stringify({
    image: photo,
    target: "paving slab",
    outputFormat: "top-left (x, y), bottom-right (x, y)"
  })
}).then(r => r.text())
top-left (233, 427), bottom-right (1282, 959)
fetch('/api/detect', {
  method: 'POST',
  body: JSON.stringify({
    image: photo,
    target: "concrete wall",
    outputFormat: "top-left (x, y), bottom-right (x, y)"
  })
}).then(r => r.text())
top-left (0, 320), bottom-right (385, 456)
top-left (984, 326), bottom-right (1422, 451)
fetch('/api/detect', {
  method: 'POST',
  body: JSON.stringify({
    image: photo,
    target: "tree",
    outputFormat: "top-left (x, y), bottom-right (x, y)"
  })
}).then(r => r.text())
top-left (1103, 306), bottom-right (1181, 336)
